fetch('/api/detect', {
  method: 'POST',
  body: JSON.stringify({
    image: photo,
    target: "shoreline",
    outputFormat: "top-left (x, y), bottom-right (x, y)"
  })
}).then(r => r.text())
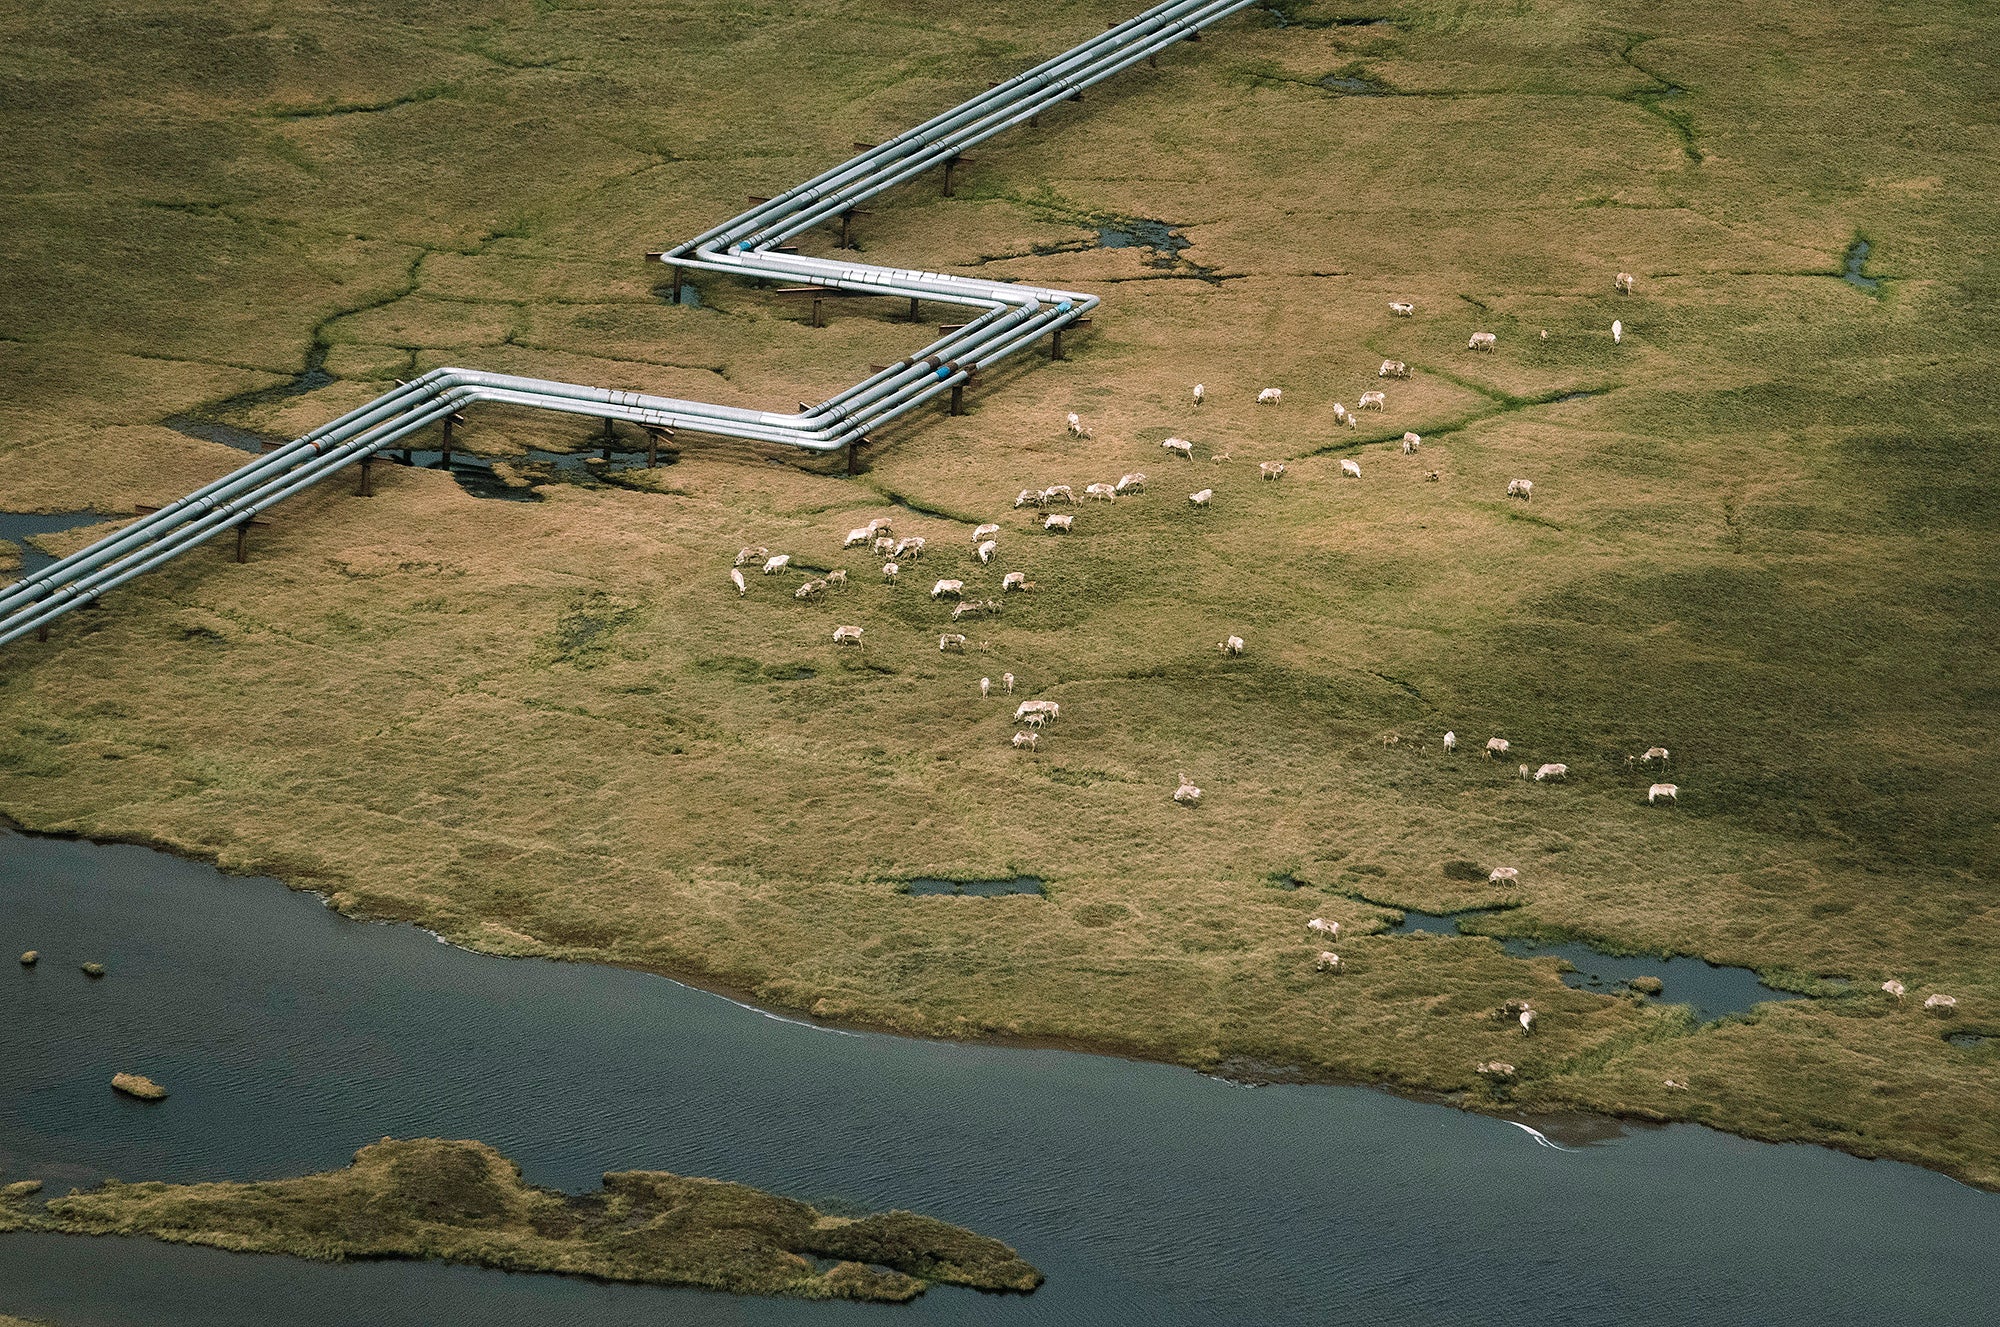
top-left (5, 811), bottom-right (1993, 1196)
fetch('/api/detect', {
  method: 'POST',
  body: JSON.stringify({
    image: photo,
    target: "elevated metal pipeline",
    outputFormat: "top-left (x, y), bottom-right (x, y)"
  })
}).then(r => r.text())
top-left (0, 0), bottom-right (1257, 647)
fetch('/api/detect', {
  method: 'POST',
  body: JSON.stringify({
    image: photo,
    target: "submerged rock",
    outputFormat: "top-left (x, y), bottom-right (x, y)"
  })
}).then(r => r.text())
top-left (111, 1073), bottom-right (168, 1101)
top-left (80, 962), bottom-right (106, 978)
top-left (18, 950), bottom-right (37, 966)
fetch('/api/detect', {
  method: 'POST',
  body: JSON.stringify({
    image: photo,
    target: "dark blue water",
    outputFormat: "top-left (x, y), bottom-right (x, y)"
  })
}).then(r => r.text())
top-left (0, 512), bottom-right (115, 579)
top-left (1388, 908), bottom-right (1801, 1022)
top-left (2, 828), bottom-right (1995, 1326)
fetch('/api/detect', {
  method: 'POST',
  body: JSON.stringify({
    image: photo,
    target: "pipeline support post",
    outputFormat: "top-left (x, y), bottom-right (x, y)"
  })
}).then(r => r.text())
top-left (950, 384), bottom-right (965, 416)
top-left (441, 414), bottom-right (456, 470)
top-left (943, 156), bottom-right (963, 198)
top-left (358, 456), bottom-right (376, 498)
top-left (643, 425), bottom-right (673, 468)
top-left (601, 416), bottom-right (617, 460)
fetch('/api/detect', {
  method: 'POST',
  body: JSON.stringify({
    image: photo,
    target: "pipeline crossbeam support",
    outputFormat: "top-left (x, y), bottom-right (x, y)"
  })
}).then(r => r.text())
top-left (0, 0), bottom-right (1260, 649)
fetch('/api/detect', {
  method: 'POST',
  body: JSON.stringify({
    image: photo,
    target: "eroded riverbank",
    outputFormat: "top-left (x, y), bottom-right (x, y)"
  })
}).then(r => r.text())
top-left (3, 827), bottom-right (1998, 1326)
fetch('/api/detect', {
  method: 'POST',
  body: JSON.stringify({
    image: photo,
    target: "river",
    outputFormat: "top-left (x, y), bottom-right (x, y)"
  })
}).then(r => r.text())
top-left (2, 828), bottom-right (1994, 1325)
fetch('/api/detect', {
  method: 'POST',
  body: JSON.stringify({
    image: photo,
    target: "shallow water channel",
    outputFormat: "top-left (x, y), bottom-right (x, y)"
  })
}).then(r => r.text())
top-left (0, 512), bottom-right (115, 579)
top-left (1388, 908), bottom-right (1801, 1022)
top-left (2, 829), bottom-right (1996, 1326)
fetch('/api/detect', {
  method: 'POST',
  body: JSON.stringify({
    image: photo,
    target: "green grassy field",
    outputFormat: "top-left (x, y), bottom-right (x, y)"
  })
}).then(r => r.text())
top-left (1, 0), bottom-right (1995, 1185)
top-left (6, 1138), bottom-right (1040, 1301)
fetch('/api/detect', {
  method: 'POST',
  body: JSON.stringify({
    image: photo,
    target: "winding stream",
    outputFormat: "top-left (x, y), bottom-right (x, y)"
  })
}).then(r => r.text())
top-left (2, 828), bottom-right (1995, 1325)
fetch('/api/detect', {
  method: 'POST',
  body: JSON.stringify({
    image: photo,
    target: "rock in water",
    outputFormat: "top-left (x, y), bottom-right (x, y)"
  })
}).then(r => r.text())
top-left (18, 950), bottom-right (36, 966)
top-left (81, 962), bottom-right (106, 978)
top-left (1630, 976), bottom-right (1664, 996)
top-left (111, 1073), bottom-right (168, 1101)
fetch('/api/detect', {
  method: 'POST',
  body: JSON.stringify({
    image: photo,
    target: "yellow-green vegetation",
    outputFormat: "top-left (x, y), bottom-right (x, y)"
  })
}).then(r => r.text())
top-left (0, 0), bottom-right (1995, 1186)
top-left (0, 1181), bottom-right (45, 1235)
top-left (109, 1072), bottom-right (169, 1101)
top-left (4, 1138), bottom-right (1040, 1302)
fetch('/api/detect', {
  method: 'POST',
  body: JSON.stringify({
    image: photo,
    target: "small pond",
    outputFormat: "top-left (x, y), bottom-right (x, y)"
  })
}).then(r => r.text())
top-left (1095, 219), bottom-right (1188, 263)
top-left (1320, 73), bottom-right (1389, 96)
top-left (1388, 907), bottom-right (1802, 1021)
top-left (1843, 239), bottom-right (1881, 293)
top-left (903, 876), bottom-right (1046, 897)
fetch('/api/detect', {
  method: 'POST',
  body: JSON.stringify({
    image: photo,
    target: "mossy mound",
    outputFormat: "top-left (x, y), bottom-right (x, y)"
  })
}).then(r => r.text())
top-left (37, 1138), bottom-right (1041, 1303)
top-left (110, 1073), bottom-right (168, 1101)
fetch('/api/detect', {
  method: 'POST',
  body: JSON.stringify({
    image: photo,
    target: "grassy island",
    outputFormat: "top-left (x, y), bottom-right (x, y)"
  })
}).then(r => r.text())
top-left (0, 0), bottom-right (1995, 1187)
top-left (6, 1139), bottom-right (1040, 1303)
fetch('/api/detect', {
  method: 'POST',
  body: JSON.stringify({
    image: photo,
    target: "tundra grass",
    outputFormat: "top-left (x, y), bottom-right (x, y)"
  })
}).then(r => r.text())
top-left (2, 1138), bottom-right (1040, 1303)
top-left (1, 0), bottom-right (1996, 1186)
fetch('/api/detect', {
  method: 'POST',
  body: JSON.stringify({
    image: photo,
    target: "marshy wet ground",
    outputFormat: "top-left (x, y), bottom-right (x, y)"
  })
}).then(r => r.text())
top-left (903, 875), bottom-right (1046, 897)
top-left (1843, 239), bottom-right (1881, 293)
top-left (1319, 72), bottom-right (1389, 96)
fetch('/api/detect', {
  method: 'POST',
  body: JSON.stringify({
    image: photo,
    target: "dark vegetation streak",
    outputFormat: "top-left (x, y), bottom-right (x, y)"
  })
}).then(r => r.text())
top-left (1616, 35), bottom-right (1702, 161)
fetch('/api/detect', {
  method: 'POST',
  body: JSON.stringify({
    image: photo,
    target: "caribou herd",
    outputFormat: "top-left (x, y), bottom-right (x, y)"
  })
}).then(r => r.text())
top-left (711, 270), bottom-right (1967, 1061)
top-left (725, 276), bottom-right (1673, 814)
